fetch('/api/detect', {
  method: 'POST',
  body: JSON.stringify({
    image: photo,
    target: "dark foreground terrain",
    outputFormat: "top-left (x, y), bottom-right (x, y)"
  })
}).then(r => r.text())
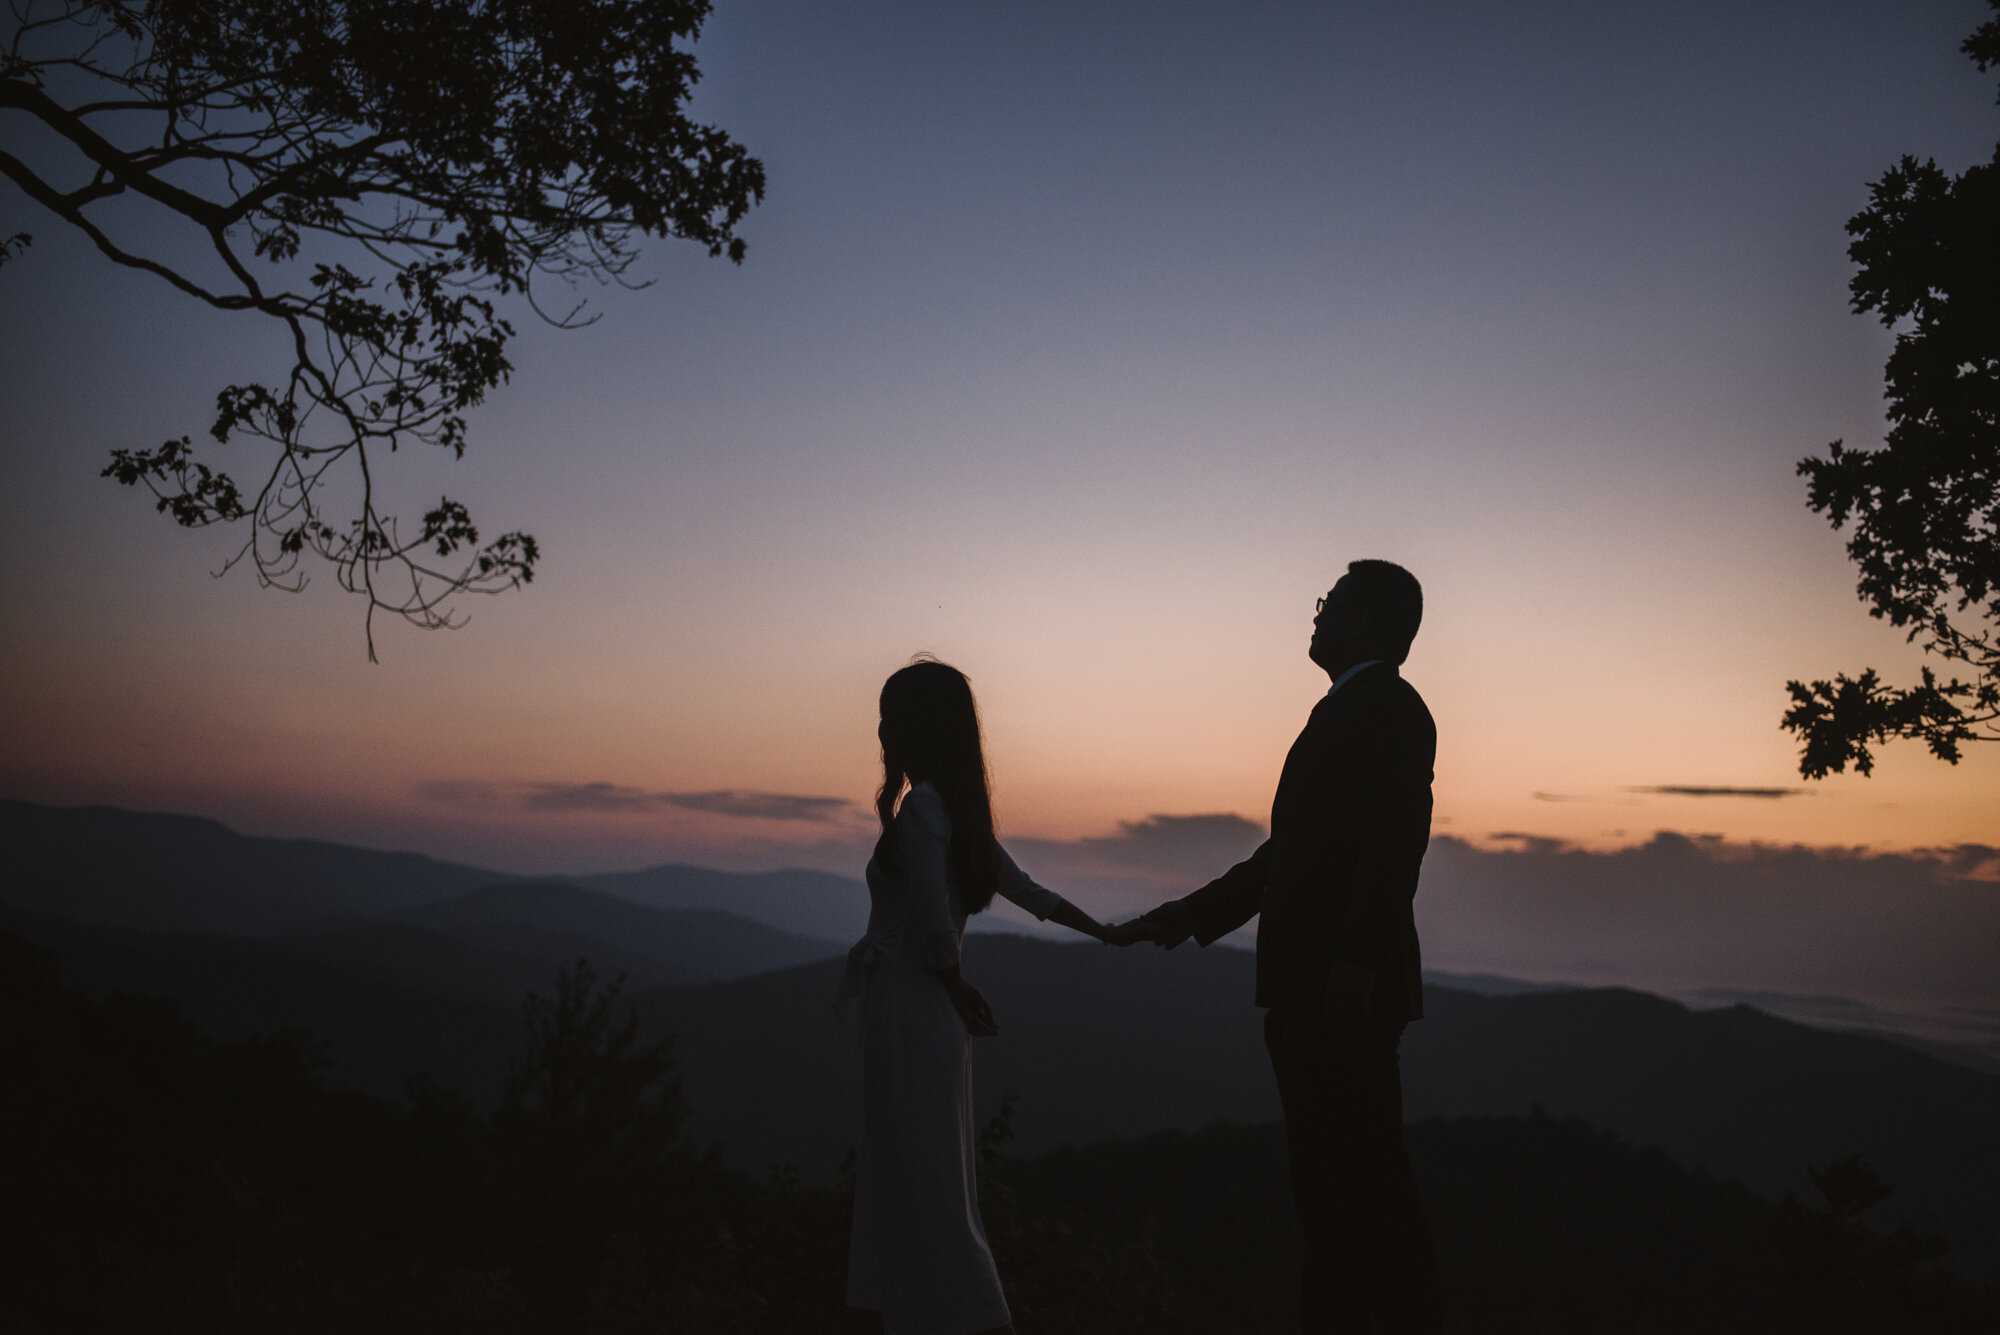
top-left (7, 930), bottom-right (1995, 1335)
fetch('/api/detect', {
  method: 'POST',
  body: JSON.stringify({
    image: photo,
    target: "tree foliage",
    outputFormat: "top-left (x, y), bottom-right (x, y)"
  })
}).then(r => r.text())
top-left (497, 958), bottom-right (692, 1312)
top-left (0, 0), bottom-right (763, 655)
top-left (1786, 3), bottom-right (2000, 776)
top-left (1777, 1153), bottom-right (1957, 1333)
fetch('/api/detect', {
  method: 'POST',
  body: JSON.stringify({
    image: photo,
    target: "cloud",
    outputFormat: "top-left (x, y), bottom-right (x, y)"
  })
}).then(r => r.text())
top-left (1627, 785), bottom-right (1808, 799)
top-left (415, 780), bottom-right (504, 809)
top-left (522, 781), bottom-right (656, 813)
top-left (1005, 813), bottom-right (1268, 920)
top-left (1416, 832), bottom-right (2000, 1012)
top-left (1024, 813), bottom-right (1265, 876)
top-left (419, 779), bottom-right (859, 823)
top-left (1944, 845), bottom-right (2000, 878)
top-left (658, 790), bottom-right (856, 823)
top-left (1531, 792), bottom-right (1589, 803)
top-left (407, 774), bottom-right (1998, 1036)
top-left (1486, 832), bottom-right (1571, 856)
top-left (1001, 820), bottom-right (1998, 1018)
top-left (1008, 817), bottom-right (2000, 1026)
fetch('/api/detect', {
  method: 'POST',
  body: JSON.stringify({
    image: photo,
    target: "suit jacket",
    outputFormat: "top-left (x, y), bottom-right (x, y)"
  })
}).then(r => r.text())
top-left (1176, 662), bottom-right (1436, 1020)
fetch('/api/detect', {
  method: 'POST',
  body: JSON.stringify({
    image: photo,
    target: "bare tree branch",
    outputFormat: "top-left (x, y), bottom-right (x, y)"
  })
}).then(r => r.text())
top-left (1, 0), bottom-right (764, 654)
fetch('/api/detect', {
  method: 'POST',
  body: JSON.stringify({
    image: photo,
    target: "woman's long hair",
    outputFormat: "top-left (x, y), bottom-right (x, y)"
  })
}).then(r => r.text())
top-left (875, 657), bottom-right (1000, 915)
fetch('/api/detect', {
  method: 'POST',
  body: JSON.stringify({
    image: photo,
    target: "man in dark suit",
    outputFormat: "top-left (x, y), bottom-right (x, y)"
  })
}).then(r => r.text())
top-left (1132, 559), bottom-right (1442, 1334)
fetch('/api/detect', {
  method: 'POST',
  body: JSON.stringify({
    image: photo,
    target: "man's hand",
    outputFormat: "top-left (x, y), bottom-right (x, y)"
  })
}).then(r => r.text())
top-left (1324, 963), bottom-right (1375, 1026)
top-left (1139, 900), bottom-right (1196, 950)
top-left (1103, 917), bottom-right (1168, 947)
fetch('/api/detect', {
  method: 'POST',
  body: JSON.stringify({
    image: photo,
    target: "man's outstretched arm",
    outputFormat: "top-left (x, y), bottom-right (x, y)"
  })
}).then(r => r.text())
top-left (1138, 840), bottom-right (1273, 949)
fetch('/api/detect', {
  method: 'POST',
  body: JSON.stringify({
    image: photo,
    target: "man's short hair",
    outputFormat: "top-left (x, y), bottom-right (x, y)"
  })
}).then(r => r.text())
top-left (1344, 559), bottom-right (1423, 664)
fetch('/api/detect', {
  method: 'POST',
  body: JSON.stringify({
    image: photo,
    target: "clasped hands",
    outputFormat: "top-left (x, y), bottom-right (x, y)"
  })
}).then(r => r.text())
top-left (1100, 901), bottom-right (1194, 949)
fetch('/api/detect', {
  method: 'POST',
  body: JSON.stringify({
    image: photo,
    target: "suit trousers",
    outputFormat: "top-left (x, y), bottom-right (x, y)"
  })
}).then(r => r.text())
top-left (1264, 1003), bottom-right (1442, 1335)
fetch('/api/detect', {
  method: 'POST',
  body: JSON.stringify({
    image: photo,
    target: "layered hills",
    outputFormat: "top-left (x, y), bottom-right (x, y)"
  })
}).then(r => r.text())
top-left (5, 797), bottom-right (1997, 1280)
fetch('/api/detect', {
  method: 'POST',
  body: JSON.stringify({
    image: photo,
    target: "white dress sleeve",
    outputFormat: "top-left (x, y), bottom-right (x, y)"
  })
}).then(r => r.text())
top-left (897, 783), bottom-right (962, 969)
top-left (995, 843), bottom-right (1066, 921)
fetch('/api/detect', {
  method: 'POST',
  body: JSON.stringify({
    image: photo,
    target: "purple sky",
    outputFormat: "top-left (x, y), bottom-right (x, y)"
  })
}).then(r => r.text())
top-left (2, 1), bottom-right (1995, 1022)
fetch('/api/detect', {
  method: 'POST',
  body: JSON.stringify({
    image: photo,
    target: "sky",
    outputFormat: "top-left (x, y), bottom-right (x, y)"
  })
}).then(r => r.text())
top-left (1, 1), bottom-right (1996, 1010)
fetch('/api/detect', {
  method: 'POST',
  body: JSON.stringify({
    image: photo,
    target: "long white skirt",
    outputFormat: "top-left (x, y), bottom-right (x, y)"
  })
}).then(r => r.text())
top-left (846, 958), bottom-right (1010, 1335)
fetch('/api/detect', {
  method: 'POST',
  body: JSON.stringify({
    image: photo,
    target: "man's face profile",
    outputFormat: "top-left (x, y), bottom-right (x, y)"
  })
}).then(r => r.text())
top-left (1309, 577), bottom-right (1366, 674)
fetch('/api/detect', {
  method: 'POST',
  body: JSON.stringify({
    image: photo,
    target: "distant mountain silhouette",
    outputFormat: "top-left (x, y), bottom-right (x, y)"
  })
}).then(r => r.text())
top-left (8, 903), bottom-right (1997, 1278)
top-left (2, 799), bottom-right (505, 932)
top-left (286, 919), bottom-right (601, 1008)
top-left (634, 936), bottom-right (2000, 1277)
top-left (629, 936), bottom-right (1276, 1189)
top-left (1678, 985), bottom-right (2000, 1075)
top-left (1419, 970), bottom-right (1580, 998)
top-left (1, 801), bottom-right (846, 986)
top-left (8, 798), bottom-right (1996, 1277)
top-left (38, 918), bottom-right (1989, 1334)
top-left (400, 879), bottom-right (843, 985)
top-left (578, 862), bottom-right (872, 943)
top-left (0, 800), bottom-right (850, 1103)
top-left (2, 905), bottom-right (519, 1099)
top-left (12, 797), bottom-right (1986, 1064)
top-left (1403, 984), bottom-right (2000, 1268)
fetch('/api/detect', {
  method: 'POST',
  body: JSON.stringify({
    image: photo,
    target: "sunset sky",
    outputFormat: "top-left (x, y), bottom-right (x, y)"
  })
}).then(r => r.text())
top-left (3, 0), bottom-right (1996, 911)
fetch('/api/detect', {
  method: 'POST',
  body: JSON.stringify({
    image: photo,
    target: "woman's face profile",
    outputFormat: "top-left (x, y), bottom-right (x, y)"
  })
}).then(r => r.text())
top-left (878, 709), bottom-right (908, 768)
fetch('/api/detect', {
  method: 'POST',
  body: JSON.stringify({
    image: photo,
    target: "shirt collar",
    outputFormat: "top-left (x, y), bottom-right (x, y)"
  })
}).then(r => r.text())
top-left (1325, 658), bottom-right (1386, 699)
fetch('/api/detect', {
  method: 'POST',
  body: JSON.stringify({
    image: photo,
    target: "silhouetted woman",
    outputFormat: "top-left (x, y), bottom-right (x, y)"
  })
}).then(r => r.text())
top-left (839, 658), bottom-right (1109, 1335)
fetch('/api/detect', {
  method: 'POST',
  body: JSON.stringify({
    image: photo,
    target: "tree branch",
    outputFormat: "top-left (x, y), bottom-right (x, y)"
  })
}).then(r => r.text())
top-left (0, 77), bottom-right (230, 228)
top-left (0, 145), bottom-right (248, 307)
top-left (11, 0), bottom-right (762, 655)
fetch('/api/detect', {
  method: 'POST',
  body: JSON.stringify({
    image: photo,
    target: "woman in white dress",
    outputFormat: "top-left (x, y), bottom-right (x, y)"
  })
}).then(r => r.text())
top-left (839, 658), bottom-right (1112, 1335)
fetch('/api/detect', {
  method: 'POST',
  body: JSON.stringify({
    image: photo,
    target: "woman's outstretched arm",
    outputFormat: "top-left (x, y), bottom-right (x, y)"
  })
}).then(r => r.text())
top-left (1045, 897), bottom-right (1109, 942)
top-left (996, 845), bottom-right (1108, 941)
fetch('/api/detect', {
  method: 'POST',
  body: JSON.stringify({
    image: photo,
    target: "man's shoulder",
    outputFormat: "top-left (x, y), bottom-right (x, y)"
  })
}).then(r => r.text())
top-left (1315, 669), bottom-right (1435, 751)
top-left (1380, 670), bottom-right (1432, 716)
top-left (1327, 664), bottom-right (1430, 713)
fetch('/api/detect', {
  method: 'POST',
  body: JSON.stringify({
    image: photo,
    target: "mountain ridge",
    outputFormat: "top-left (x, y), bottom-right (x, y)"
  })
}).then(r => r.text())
top-left (6, 903), bottom-right (1995, 1278)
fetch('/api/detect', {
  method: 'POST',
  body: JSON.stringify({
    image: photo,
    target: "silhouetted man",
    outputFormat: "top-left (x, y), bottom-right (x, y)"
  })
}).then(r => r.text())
top-left (1136, 559), bottom-right (1442, 1335)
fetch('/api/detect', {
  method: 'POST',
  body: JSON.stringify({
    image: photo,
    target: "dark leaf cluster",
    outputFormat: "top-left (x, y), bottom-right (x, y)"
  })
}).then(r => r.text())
top-left (1788, 2), bottom-right (2000, 773)
top-left (1778, 1153), bottom-right (1962, 1334)
top-left (2, 0), bottom-right (763, 655)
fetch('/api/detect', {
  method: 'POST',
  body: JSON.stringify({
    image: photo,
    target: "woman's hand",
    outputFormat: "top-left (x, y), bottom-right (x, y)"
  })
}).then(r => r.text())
top-left (1048, 897), bottom-right (1113, 943)
top-left (945, 973), bottom-right (999, 1037)
top-left (1102, 917), bottom-right (1168, 947)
